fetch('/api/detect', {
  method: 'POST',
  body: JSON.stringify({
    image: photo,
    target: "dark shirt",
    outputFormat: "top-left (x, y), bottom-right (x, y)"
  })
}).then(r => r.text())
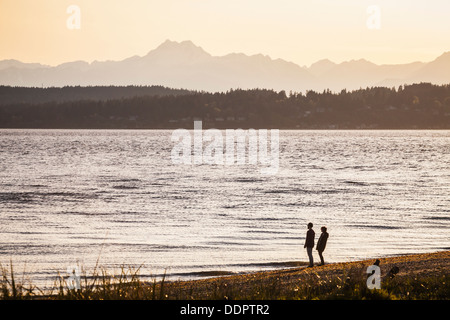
top-left (316, 232), bottom-right (329, 252)
top-left (304, 229), bottom-right (315, 248)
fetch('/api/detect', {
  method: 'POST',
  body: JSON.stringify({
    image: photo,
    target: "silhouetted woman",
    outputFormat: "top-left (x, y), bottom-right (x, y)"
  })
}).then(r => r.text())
top-left (316, 226), bottom-right (329, 266)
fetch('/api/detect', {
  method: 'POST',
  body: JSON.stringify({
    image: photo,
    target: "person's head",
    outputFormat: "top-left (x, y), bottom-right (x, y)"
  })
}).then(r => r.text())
top-left (307, 222), bottom-right (313, 229)
top-left (321, 226), bottom-right (327, 232)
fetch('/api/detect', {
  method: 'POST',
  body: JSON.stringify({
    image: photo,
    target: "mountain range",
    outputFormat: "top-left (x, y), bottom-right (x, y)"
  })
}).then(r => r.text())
top-left (1, 40), bottom-right (449, 92)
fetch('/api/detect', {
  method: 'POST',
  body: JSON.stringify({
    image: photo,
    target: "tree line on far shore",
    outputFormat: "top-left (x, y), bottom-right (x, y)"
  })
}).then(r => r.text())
top-left (0, 83), bottom-right (449, 129)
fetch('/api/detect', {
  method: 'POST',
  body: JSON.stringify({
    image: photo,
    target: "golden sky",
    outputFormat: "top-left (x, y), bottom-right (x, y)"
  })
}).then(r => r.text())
top-left (1, 0), bottom-right (449, 66)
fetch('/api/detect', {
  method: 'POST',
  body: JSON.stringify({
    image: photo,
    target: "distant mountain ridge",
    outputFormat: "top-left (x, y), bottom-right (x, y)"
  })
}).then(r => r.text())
top-left (0, 40), bottom-right (449, 92)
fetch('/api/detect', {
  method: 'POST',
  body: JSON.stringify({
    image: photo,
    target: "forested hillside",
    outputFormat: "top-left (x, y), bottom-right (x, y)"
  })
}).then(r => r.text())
top-left (1, 83), bottom-right (449, 129)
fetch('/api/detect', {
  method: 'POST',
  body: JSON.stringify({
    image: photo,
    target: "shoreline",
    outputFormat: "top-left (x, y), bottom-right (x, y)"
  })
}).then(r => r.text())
top-left (156, 250), bottom-right (450, 300)
top-left (2, 250), bottom-right (448, 300)
top-left (170, 250), bottom-right (450, 281)
top-left (160, 250), bottom-right (449, 281)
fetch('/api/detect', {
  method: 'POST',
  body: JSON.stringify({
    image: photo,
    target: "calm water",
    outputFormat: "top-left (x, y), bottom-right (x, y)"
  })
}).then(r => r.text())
top-left (0, 129), bottom-right (449, 288)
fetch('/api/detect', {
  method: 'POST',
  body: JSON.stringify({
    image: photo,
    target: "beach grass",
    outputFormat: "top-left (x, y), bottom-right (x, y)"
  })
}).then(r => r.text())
top-left (1, 251), bottom-right (449, 300)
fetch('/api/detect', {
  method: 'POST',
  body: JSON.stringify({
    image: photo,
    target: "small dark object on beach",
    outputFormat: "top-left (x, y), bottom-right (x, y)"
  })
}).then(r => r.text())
top-left (367, 259), bottom-right (381, 278)
top-left (387, 266), bottom-right (400, 279)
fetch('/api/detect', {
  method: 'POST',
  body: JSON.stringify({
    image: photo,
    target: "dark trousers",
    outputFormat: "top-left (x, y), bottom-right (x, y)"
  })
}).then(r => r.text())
top-left (306, 247), bottom-right (314, 266)
top-left (318, 250), bottom-right (325, 265)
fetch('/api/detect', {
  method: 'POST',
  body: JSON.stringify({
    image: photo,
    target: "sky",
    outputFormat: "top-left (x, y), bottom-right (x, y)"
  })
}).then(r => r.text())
top-left (1, 0), bottom-right (449, 67)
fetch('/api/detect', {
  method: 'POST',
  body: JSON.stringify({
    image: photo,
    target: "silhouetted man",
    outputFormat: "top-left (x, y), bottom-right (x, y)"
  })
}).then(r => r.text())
top-left (316, 226), bottom-right (329, 266)
top-left (304, 222), bottom-right (315, 267)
